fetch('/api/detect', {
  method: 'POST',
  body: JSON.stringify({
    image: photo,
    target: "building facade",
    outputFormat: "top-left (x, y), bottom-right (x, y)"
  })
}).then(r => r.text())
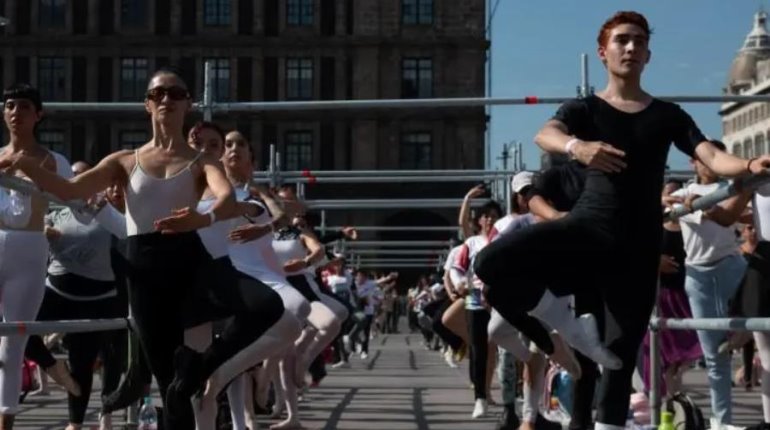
top-left (721, 10), bottom-right (770, 157)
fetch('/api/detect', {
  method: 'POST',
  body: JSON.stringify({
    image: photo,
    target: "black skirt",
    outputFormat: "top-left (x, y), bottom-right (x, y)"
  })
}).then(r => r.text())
top-left (732, 241), bottom-right (770, 318)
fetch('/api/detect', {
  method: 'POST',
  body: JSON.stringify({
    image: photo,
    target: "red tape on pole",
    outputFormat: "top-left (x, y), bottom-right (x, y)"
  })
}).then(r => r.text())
top-left (16, 323), bottom-right (26, 336)
top-left (524, 96), bottom-right (539, 104)
top-left (301, 169), bottom-right (312, 177)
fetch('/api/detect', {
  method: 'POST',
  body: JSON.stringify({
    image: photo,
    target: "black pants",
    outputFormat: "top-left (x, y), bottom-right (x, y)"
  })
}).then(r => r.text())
top-left (27, 275), bottom-right (125, 424)
top-left (466, 309), bottom-right (490, 400)
top-left (431, 299), bottom-right (464, 352)
top-left (349, 315), bottom-right (374, 353)
top-left (569, 291), bottom-right (603, 430)
top-left (474, 215), bottom-right (659, 425)
top-left (126, 233), bottom-right (284, 429)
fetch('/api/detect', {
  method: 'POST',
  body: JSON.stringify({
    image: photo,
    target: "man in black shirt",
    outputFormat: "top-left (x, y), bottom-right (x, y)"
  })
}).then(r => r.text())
top-left (474, 11), bottom-right (770, 429)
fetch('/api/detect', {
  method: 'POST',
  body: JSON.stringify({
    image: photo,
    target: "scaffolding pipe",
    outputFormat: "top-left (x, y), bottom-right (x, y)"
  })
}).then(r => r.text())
top-left (356, 263), bottom-right (439, 268)
top-left (650, 317), bottom-right (770, 331)
top-left (258, 169), bottom-right (518, 178)
top-left (304, 199), bottom-right (489, 210)
top-left (203, 60), bottom-right (213, 122)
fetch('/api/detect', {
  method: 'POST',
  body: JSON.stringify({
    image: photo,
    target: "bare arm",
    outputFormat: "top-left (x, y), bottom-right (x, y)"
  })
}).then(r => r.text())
top-left (702, 190), bottom-right (753, 227)
top-left (6, 151), bottom-right (127, 201)
top-left (300, 232), bottom-right (324, 266)
top-left (200, 157), bottom-right (236, 223)
top-left (534, 120), bottom-right (626, 172)
top-left (252, 186), bottom-right (288, 230)
top-left (459, 185), bottom-right (484, 239)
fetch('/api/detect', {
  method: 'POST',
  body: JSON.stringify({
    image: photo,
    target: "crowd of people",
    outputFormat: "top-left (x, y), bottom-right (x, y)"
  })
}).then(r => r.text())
top-left (2, 9), bottom-right (770, 430)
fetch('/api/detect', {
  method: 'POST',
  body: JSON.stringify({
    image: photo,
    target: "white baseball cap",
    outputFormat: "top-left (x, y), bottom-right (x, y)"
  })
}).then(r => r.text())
top-left (511, 171), bottom-right (536, 193)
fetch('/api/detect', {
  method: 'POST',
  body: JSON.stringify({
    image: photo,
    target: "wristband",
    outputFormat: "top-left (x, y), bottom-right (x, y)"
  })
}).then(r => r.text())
top-left (208, 211), bottom-right (216, 225)
top-left (565, 138), bottom-right (580, 159)
top-left (747, 157), bottom-right (758, 174)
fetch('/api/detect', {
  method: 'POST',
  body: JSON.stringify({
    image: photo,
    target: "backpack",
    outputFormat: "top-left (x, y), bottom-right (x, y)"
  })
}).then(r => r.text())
top-left (667, 392), bottom-right (706, 430)
top-left (18, 359), bottom-right (38, 403)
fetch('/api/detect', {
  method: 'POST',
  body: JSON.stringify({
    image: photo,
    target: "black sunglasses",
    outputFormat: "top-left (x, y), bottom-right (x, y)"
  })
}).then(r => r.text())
top-left (146, 86), bottom-right (189, 102)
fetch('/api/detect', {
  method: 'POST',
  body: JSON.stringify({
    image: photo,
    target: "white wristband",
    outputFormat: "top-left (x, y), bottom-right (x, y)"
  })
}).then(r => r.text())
top-left (208, 211), bottom-right (216, 225)
top-left (564, 138), bottom-right (580, 158)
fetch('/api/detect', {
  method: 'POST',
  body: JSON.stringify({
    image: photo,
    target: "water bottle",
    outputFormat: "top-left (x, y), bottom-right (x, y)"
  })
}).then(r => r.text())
top-left (659, 411), bottom-right (675, 430)
top-left (8, 190), bottom-right (25, 217)
top-left (137, 397), bottom-right (158, 430)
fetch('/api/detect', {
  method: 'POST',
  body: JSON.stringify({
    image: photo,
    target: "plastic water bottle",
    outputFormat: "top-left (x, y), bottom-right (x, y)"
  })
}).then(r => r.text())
top-left (137, 397), bottom-right (158, 430)
top-left (8, 190), bottom-right (25, 217)
top-left (659, 411), bottom-right (675, 430)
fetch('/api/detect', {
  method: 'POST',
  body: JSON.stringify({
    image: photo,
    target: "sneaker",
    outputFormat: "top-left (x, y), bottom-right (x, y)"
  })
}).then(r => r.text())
top-left (563, 314), bottom-right (622, 370)
top-left (360, 352), bottom-right (368, 360)
top-left (496, 404), bottom-right (520, 430)
top-left (472, 398), bottom-right (488, 419)
top-left (331, 360), bottom-right (351, 369)
top-left (444, 351), bottom-right (459, 368)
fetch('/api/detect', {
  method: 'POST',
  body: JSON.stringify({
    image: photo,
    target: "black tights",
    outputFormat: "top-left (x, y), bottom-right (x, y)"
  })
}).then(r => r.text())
top-left (25, 276), bottom-right (125, 424)
top-left (474, 215), bottom-right (659, 426)
top-left (466, 309), bottom-right (490, 400)
top-left (569, 292), bottom-right (603, 430)
top-left (126, 233), bottom-right (284, 429)
top-left (432, 299), bottom-right (464, 352)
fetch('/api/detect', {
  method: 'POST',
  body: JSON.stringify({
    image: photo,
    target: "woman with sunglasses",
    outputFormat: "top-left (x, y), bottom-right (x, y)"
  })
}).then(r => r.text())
top-left (0, 67), bottom-right (240, 429)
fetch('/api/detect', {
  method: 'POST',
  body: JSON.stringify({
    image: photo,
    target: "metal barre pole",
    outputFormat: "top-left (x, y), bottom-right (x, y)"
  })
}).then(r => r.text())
top-left (0, 174), bottom-right (88, 211)
top-left (345, 240), bottom-right (449, 247)
top-left (251, 175), bottom-right (508, 184)
top-left (346, 250), bottom-right (448, 255)
top-left (304, 199), bottom-right (489, 210)
top-left (255, 169), bottom-right (518, 178)
top-left (328, 226), bottom-right (459, 232)
top-left (41, 95), bottom-right (770, 113)
top-left (667, 173), bottom-right (770, 220)
top-left (0, 318), bottom-right (130, 336)
top-left (650, 317), bottom-right (770, 331)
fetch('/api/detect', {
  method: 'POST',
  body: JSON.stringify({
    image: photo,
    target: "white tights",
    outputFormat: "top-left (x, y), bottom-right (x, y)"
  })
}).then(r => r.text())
top-left (0, 230), bottom-right (48, 415)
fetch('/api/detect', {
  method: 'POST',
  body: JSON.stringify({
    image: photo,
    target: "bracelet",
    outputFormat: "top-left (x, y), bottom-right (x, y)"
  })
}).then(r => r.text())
top-left (747, 157), bottom-right (758, 174)
top-left (565, 138), bottom-right (580, 159)
top-left (208, 211), bottom-right (216, 225)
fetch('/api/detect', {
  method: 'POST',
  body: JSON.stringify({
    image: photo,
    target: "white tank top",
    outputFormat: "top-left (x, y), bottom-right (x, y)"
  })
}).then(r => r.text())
top-left (196, 196), bottom-right (234, 259)
top-left (124, 151), bottom-right (201, 236)
top-left (272, 227), bottom-right (311, 275)
top-left (227, 189), bottom-right (286, 286)
top-left (754, 182), bottom-right (770, 243)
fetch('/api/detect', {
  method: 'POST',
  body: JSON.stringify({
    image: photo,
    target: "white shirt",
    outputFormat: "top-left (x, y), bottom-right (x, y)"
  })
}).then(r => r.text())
top-left (356, 280), bottom-right (379, 315)
top-left (673, 182), bottom-right (739, 265)
top-left (754, 182), bottom-right (770, 243)
top-left (444, 246), bottom-right (462, 272)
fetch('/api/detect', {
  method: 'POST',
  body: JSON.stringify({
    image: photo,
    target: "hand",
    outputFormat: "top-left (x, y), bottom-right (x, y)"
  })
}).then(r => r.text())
top-left (571, 140), bottom-right (627, 173)
top-left (0, 152), bottom-right (24, 172)
top-left (154, 207), bottom-right (210, 234)
top-left (342, 226), bottom-right (358, 241)
top-left (748, 155), bottom-right (770, 175)
top-left (455, 282), bottom-right (469, 297)
top-left (448, 292), bottom-right (459, 302)
top-left (465, 184), bottom-right (486, 200)
top-left (228, 223), bottom-right (271, 243)
top-left (44, 226), bottom-right (61, 241)
top-left (284, 258), bottom-right (309, 273)
top-left (662, 195), bottom-right (684, 209)
top-left (659, 255), bottom-right (680, 274)
top-left (87, 192), bottom-right (108, 212)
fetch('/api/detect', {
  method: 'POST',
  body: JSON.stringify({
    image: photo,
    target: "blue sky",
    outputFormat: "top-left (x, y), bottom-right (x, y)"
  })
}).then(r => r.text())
top-left (488, 1), bottom-right (764, 171)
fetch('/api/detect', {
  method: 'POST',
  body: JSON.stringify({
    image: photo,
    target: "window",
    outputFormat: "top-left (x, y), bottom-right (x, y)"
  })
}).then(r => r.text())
top-left (204, 0), bottom-right (231, 26)
top-left (120, 58), bottom-right (149, 100)
top-left (285, 131), bottom-right (313, 170)
top-left (733, 142), bottom-right (742, 156)
top-left (756, 134), bottom-right (766, 156)
top-left (39, 130), bottom-right (65, 154)
top-left (400, 132), bottom-right (432, 169)
top-left (121, 0), bottom-right (147, 27)
top-left (744, 138), bottom-right (754, 159)
top-left (401, 58), bottom-right (432, 98)
top-left (119, 130), bottom-right (148, 150)
top-left (38, 57), bottom-right (66, 101)
top-left (204, 58), bottom-right (231, 101)
top-left (402, 0), bottom-right (432, 25)
top-left (39, 0), bottom-right (66, 28)
top-left (287, 0), bottom-right (313, 26)
top-left (286, 58), bottom-right (313, 100)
